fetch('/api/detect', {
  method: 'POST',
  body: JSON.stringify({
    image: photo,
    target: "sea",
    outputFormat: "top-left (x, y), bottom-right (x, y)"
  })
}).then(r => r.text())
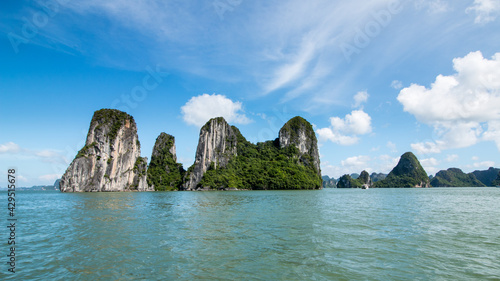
top-left (2, 187), bottom-right (500, 280)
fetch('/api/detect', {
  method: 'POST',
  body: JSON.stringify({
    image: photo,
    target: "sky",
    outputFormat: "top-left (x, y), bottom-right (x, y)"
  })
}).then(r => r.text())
top-left (1, 0), bottom-right (500, 186)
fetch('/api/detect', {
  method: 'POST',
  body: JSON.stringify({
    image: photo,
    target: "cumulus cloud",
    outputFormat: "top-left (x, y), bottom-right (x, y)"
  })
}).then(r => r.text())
top-left (317, 109), bottom-right (372, 145)
top-left (181, 94), bottom-right (251, 127)
top-left (466, 0), bottom-right (500, 23)
top-left (398, 51), bottom-right (500, 153)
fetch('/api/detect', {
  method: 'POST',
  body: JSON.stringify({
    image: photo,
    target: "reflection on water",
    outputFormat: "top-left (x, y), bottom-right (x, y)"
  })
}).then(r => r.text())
top-left (5, 188), bottom-right (500, 280)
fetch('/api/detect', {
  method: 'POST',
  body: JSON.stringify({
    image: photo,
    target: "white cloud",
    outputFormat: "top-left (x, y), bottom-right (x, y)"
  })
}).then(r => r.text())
top-left (420, 157), bottom-right (439, 175)
top-left (0, 142), bottom-right (21, 154)
top-left (445, 154), bottom-right (459, 162)
top-left (483, 120), bottom-right (500, 150)
top-left (17, 175), bottom-right (29, 183)
top-left (472, 156), bottom-right (480, 161)
top-left (353, 91), bottom-right (369, 108)
top-left (387, 141), bottom-right (397, 153)
top-left (466, 0), bottom-right (500, 23)
top-left (181, 94), bottom-right (251, 127)
top-left (39, 174), bottom-right (62, 182)
top-left (317, 109), bottom-right (372, 145)
top-left (467, 160), bottom-right (496, 169)
top-left (331, 110), bottom-right (372, 135)
top-left (421, 157), bottom-right (439, 166)
top-left (391, 80), bottom-right (403, 89)
top-left (398, 51), bottom-right (500, 153)
top-left (316, 128), bottom-right (359, 146)
top-left (321, 154), bottom-right (399, 178)
top-left (411, 141), bottom-right (444, 154)
top-left (341, 155), bottom-right (371, 168)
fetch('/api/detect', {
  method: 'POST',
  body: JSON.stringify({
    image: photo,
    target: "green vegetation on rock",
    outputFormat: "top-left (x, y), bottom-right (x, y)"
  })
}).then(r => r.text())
top-left (92, 109), bottom-right (134, 143)
top-left (430, 168), bottom-right (485, 187)
top-left (374, 152), bottom-right (430, 188)
top-left (471, 167), bottom-right (500, 186)
top-left (198, 125), bottom-right (322, 190)
top-left (280, 116), bottom-right (317, 144)
top-left (337, 174), bottom-right (362, 188)
top-left (76, 142), bottom-right (97, 158)
top-left (147, 133), bottom-right (185, 191)
top-left (491, 171), bottom-right (500, 186)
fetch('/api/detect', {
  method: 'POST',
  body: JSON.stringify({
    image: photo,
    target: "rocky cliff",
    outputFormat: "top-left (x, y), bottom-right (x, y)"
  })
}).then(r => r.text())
top-left (337, 174), bottom-right (361, 188)
top-left (147, 133), bottom-right (185, 191)
top-left (471, 167), bottom-right (500, 186)
top-left (279, 116), bottom-right (321, 175)
top-left (430, 168), bottom-right (485, 187)
top-left (60, 109), bottom-right (151, 192)
top-left (492, 171), bottom-right (500, 186)
top-left (184, 116), bottom-right (322, 190)
top-left (183, 117), bottom-right (238, 190)
top-left (322, 176), bottom-right (337, 188)
top-left (358, 170), bottom-right (372, 188)
top-left (374, 152), bottom-right (430, 188)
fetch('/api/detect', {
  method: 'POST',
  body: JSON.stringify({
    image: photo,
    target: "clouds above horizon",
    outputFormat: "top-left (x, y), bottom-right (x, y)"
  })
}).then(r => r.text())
top-left (321, 154), bottom-right (399, 178)
top-left (467, 0), bottom-right (500, 23)
top-left (398, 51), bottom-right (500, 154)
top-left (181, 94), bottom-right (251, 127)
top-left (317, 92), bottom-right (372, 145)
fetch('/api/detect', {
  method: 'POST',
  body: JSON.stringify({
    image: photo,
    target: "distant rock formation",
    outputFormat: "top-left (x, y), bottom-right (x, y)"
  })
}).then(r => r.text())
top-left (471, 167), bottom-right (500, 186)
top-left (370, 173), bottom-right (387, 182)
top-left (53, 179), bottom-right (61, 190)
top-left (183, 116), bottom-right (322, 190)
top-left (279, 116), bottom-right (321, 176)
top-left (147, 133), bottom-right (185, 191)
top-left (60, 109), bottom-right (151, 192)
top-left (183, 117), bottom-right (238, 190)
top-left (337, 174), bottom-right (361, 188)
top-left (374, 152), bottom-right (430, 188)
top-left (492, 171), bottom-right (500, 186)
top-left (337, 170), bottom-right (372, 188)
top-left (358, 170), bottom-right (372, 188)
top-left (430, 168), bottom-right (485, 187)
top-left (322, 176), bottom-right (337, 188)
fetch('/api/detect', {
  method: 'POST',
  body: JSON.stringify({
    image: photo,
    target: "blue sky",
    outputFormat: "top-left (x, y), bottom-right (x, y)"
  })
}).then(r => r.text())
top-left (1, 0), bottom-right (500, 186)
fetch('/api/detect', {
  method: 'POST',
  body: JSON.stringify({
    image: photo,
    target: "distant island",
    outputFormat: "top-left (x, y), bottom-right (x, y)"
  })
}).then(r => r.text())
top-left (325, 154), bottom-right (499, 188)
top-left (59, 109), bottom-right (322, 192)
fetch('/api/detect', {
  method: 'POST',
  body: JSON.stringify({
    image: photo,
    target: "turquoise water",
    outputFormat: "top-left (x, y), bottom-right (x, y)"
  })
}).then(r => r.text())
top-left (2, 188), bottom-right (500, 280)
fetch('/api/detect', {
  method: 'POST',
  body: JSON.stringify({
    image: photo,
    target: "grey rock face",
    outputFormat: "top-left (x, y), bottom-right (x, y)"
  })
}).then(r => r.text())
top-left (60, 109), bottom-right (151, 192)
top-left (278, 116), bottom-right (321, 175)
top-left (147, 133), bottom-right (184, 190)
top-left (184, 117), bottom-right (238, 190)
top-left (359, 170), bottom-right (372, 188)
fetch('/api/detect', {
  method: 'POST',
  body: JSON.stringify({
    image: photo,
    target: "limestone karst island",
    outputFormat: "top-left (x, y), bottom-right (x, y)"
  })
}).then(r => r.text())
top-left (60, 109), bottom-right (499, 192)
top-left (60, 109), bottom-right (322, 192)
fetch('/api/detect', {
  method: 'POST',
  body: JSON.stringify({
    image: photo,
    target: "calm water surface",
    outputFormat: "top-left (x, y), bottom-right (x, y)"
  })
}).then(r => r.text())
top-left (2, 188), bottom-right (500, 280)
